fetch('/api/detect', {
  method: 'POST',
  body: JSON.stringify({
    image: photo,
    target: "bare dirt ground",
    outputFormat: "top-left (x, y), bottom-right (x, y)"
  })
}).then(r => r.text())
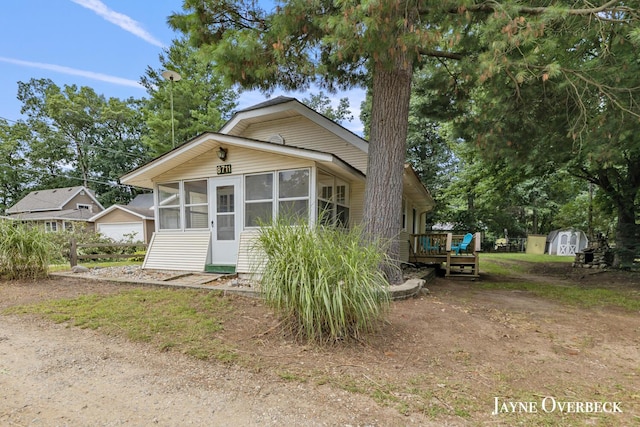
top-left (1, 262), bottom-right (639, 426)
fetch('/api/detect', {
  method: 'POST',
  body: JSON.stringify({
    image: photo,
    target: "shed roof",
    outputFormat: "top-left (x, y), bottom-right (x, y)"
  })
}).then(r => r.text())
top-left (90, 204), bottom-right (155, 222)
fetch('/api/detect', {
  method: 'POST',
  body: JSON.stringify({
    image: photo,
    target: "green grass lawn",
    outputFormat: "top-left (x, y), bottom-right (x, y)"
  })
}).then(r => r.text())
top-left (4, 288), bottom-right (238, 362)
top-left (3, 251), bottom-right (639, 425)
top-left (479, 252), bottom-right (572, 275)
top-left (479, 252), bottom-right (640, 311)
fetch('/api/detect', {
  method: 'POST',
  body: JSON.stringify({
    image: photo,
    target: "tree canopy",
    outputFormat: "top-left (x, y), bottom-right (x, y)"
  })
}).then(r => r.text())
top-left (170, 0), bottom-right (640, 278)
top-left (13, 78), bottom-right (150, 206)
top-left (139, 39), bottom-right (239, 156)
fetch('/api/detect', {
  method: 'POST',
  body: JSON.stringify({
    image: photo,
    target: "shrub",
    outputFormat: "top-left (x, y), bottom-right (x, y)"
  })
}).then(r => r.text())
top-left (46, 225), bottom-right (137, 264)
top-left (0, 220), bottom-right (56, 280)
top-left (255, 218), bottom-right (392, 344)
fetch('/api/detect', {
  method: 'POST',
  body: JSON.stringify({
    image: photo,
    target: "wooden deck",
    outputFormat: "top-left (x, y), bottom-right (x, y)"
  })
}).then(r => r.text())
top-left (409, 232), bottom-right (481, 279)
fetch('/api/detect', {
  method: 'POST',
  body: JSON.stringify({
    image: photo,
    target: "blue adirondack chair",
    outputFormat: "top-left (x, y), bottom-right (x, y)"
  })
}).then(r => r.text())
top-left (451, 233), bottom-right (474, 255)
top-left (420, 236), bottom-right (440, 254)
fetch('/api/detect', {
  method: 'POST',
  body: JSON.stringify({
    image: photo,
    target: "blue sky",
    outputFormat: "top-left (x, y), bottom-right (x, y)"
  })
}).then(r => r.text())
top-left (0, 0), bottom-right (365, 134)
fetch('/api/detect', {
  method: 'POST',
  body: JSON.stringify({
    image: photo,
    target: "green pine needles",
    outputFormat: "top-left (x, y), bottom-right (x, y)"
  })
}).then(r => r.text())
top-left (0, 220), bottom-right (56, 280)
top-left (256, 218), bottom-right (392, 344)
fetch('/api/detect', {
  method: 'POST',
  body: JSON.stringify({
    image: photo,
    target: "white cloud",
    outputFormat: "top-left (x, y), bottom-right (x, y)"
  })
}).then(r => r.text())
top-left (0, 56), bottom-right (143, 89)
top-left (70, 0), bottom-right (165, 48)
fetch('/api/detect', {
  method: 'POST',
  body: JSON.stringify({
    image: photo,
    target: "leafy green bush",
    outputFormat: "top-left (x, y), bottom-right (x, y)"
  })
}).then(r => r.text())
top-left (0, 220), bottom-right (56, 280)
top-left (255, 218), bottom-right (392, 344)
top-left (46, 224), bottom-right (135, 263)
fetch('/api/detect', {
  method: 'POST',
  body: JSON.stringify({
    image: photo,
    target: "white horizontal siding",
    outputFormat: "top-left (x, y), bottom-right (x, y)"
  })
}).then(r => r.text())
top-left (349, 181), bottom-right (365, 227)
top-left (240, 117), bottom-right (368, 173)
top-left (143, 231), bottom-right (211, 271)
top-left (236, 229), bottom-right (266, 276)
top-left (154, 147), bottom-right (314, 183)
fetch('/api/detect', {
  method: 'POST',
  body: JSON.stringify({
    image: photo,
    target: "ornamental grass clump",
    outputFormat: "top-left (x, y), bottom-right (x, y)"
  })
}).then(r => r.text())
top-left (0, 220), bottom-right (56, 280)
top-left (256, 218), bottom-right (392, 344)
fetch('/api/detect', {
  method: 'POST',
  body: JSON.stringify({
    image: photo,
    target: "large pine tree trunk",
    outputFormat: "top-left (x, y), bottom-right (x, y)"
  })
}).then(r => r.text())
top-left (613, 199), bottom-right (639, 268)
top-left (363, 59), bottom-right (413, 285)
top-left (598, 168), bottom-right (640, 268)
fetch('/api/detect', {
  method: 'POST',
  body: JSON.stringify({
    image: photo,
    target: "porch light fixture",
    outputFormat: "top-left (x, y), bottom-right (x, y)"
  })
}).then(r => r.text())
top-left (217, 146), bottom-right (228, 161)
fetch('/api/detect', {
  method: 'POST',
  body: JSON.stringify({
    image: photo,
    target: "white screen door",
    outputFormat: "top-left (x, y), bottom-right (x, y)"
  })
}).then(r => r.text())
top-left (210, 176), bottom-right (242, 266)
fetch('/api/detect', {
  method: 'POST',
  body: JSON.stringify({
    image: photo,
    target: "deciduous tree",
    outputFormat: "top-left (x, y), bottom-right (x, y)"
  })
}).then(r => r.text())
top-left (16, 79), bottom-right (150, 205)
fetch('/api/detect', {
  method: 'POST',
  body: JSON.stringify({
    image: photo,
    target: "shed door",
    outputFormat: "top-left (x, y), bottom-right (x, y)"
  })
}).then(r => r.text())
top-left (210, 176), bottom-right (242, 266)
top-left (557, 231), bottom-right (578, 256)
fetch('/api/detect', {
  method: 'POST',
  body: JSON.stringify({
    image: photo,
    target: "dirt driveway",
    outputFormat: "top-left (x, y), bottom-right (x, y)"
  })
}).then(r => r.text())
top-left (1, 262), bottom-right (639, 426)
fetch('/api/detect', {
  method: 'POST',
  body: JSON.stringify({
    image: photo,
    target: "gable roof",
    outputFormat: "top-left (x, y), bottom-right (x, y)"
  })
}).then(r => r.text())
top-left (121, 132), bottom-right (366, 189)
top-left (127, 193), bottom-right (154, 209)
top-left (120, 97), bottom-right (433, 212)
top-left (8, 208), bottom-right (98, 221)
top-left (220, 96), bottom-right (369, 154)
top-left (90, 204), bottom-right (155, 222)
top-left (6, 186), bottom-right (104, 215)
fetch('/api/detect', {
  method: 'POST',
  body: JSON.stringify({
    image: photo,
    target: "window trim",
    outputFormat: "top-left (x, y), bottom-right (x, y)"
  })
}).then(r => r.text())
top-left (244, 168), bottom-right (311, 228)
top-left (156, 179), bottom-right (210, 231)
top-left (77, 203), bottom-right (92, 212)
top-left (316, 169), bottom-right (350, 228)
top-left (183, 179), bottom-right (209, 230)
top-left (157, 181), bottom-right (182, 230)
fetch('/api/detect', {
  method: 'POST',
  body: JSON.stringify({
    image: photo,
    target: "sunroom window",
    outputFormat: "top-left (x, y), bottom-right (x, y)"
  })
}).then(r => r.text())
top-left (184, 180), bottom-right (208, 229)
top-left (317, 170), bottom-right (349, 228)
top-left (278, 169), bottom-right (309, 223)
top-left (158, 182), bottom-right (180, 229)
top-left (245, 173), bottom-right (273, 227)
top-left (244, 168), bottom-right (310, 227)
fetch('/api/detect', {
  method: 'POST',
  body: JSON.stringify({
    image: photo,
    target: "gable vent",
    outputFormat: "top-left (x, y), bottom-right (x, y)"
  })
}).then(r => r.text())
top-left (269, 134), bottom-right (285, 145)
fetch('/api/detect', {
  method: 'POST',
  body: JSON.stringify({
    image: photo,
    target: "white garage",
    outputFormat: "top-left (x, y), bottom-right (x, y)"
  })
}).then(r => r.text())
top-left (97, 222), bottom-right (144, 242)
top-left (90, 203), bottom-right (155, 244)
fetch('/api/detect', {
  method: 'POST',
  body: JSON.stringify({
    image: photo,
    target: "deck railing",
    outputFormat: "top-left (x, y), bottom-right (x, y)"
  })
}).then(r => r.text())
top-left (410, 232), bottom-right (481, 258)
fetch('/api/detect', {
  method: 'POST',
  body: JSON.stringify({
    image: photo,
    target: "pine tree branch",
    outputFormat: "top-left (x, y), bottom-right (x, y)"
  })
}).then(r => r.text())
top-left (422, 1), bottom-right (628, 18)
top-left (418, 49), bottom-right (465, 60)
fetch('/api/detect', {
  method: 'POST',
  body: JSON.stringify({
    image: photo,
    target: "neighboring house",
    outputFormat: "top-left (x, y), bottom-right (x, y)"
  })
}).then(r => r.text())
top-left (90, 194), bottom-right (155, 243)
top-left (5, 186), bottom-right (104, 232)
top-left (121, 97), bottom-right (435, 273)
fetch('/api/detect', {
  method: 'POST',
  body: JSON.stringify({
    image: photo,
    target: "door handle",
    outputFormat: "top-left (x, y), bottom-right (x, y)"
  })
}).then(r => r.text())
top-left (211, 220), bottom-right (214, 228)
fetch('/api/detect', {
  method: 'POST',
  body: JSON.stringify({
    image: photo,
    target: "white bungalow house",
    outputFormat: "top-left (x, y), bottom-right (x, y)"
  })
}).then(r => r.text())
top-left (120, 97), bottom-right (435, 274)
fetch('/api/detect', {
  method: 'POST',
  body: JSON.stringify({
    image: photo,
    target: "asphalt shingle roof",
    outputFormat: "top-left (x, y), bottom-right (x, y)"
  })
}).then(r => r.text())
top-left (7, 186), bottom-right (92, 214)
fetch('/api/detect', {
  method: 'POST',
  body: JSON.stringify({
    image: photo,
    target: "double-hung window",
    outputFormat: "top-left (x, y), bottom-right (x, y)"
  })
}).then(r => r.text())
top-left (245, 173), bottom-right (274, 227)
top-left (158, 180), bottom-right (209, 230)
top-left (244, 168), bottom-right (310, 227)
top-left (278, 169), bottom-right (309, 223)
top-left (184, 180), bottom-right (208, 229)
top-left (158, 182), bottom-right (181, 230)
top-left (317, 170), bottom-right (349, 228)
